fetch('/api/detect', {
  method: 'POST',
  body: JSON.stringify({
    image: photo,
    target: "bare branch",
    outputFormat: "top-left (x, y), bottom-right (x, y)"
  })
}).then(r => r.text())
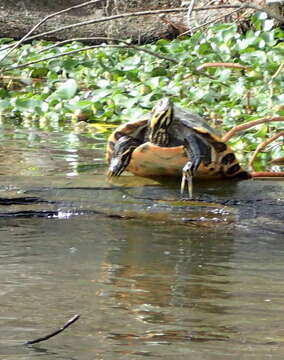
top-left (128, 44), bottom-right (178, 63)
top-left (271, 62), bottom-right (284, 80)
top-left (251, 171), bottom-right (284, 177)
top-left (38, 36), bottom-right (179, 62)
top-left (0, 8), bottom-right (188, 53)
top-left (222, 116), bottom-right (284, 143)
top-left (2, 45), bottom-right (125, 72)
top-left (196, 62), bottom-right (248, 71)
top-left (271, 157), bottom-right (284, 165)
top-left (179, 2), bottom-right (284, 36)
top-left (0, 0), bottom-right (103, 62)
top-left (186, 0), bottom-right (196, 31)
top-left (25, 314), bottom-right (80, 346)
top-left (193, 3), bottom-right (284, 23)
top-left (37, 37), bottom-right (111, 53)
top-left (0, 2), bottom-right (282, 58)
top-left (2, 38), bottom-right (178, 72)
top-left (249, 131), bottom-right (284, 170)
top-left (179, 8), bottom-right (242, 36)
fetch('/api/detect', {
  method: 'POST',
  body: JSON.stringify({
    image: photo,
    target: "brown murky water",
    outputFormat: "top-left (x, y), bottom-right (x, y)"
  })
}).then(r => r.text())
top-left (0, 125), bottom-right (284, 360)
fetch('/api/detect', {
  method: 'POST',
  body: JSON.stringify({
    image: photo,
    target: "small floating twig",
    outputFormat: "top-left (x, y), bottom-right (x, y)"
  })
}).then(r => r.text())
top-left (25, 314), bottom-right (80, 346)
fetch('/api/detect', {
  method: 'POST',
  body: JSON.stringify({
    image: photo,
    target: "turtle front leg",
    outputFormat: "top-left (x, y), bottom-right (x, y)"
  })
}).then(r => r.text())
top-left (181, 157), bottom-right (201, 199)
top-left (108, 136), bottom-right (141, 177)
top-left (181, 161), bottom-right (194, 199)
top-left (181, 134), bottom-right (208, 199)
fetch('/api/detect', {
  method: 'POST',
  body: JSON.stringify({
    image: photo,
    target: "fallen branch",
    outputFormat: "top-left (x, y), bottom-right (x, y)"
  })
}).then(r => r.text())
top-left (271, 62), bottom-right (284, 80)
top-left (179, 7), bottom-right (242, 36)
top-left (183, 62), bottom-right (248, 87)
top-left (192, 3), bottom-right (284, 23)
top-left (37, 37), bottom-right (115, 53)
top-left (186, 0), bottom-right (196, 31)
top-left (2, 39), bottom-right (238, 88)
top-left (0, 8), bottom-right (188, 54)
top-left (268, 62), bottom-right (284, 107)
top-left (2, 39), bottom-right (179, 72)
top-left (2, 45), bottom-right (124, 72)
top-left (25, 314), bottom-right (80, 346)
top-left (179, 2), bottom-right (284, 36)
top-left (249, 131), bottom-right (284, 170)
top-left (270, 156), bottom-right (284, 165)
top-left (251, 171), bottom-right (284, 177)
top-left (0, 0), bottom-right (103, 62)
top-left (1, 2), bottom-right (283, 57)
top-left (222, 117), bottom-right (284, 143)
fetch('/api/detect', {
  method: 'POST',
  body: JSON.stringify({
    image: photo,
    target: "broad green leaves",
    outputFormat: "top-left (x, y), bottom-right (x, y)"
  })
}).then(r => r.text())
top-left (48, 79), bottom-right (78, 100)
top-left (0, 17), bottom-right (283, 168)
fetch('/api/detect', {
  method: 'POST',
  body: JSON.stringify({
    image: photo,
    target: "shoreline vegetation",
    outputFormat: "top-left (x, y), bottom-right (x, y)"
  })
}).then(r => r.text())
top-left (0, 2), bottom-right (283, 170)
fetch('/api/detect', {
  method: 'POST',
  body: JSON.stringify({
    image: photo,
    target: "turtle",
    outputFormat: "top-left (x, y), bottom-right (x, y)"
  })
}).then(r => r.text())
top-left (106, 98), bottom-right (251, 198)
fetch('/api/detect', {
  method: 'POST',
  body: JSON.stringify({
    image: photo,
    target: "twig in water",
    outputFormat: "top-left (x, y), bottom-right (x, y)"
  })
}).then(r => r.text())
top-left (25, 313), bottom-right (80, 346)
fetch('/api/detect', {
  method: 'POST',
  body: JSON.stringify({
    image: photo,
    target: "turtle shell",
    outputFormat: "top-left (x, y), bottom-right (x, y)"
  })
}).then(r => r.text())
top-left (127, 138), bottom-right (250, 180)
top-left (106, 107), bottom-right (251, 180)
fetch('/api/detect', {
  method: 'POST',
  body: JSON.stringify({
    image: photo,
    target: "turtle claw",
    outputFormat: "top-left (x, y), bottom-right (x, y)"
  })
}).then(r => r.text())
top-left (107, 158), bottom-right (125, 177)
top-left (180, 163), bottom-right (193, 199)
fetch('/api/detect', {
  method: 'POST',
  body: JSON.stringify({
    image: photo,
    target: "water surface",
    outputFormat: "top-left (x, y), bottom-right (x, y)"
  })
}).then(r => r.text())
top-left (0, 125), bottom-right (283, 360)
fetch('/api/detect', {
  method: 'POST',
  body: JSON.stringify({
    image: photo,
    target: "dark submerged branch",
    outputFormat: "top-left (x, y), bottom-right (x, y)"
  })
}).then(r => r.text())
top-left (25, 314), bottom-right (80, 346)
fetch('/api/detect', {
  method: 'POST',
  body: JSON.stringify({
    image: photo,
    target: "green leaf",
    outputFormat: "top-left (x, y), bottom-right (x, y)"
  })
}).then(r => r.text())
top-left (274, 94), bottom-right (284, 105)
top-left (263, 19), bottom-right (275, 32)
top-left (255, 124), bottom-right (268, 137)
top-left (0, 99), bottom-right (10, 111)
top-left (51, 79), bottom-right (78, 100)
top-left (91, 89), bottom-right (113, 102)
top-left (14, 98), bottom-right (42, 112)
top-left (151, 67), bottom-right (168, 77)
top-left (119, 55), bottom-right (142, 70)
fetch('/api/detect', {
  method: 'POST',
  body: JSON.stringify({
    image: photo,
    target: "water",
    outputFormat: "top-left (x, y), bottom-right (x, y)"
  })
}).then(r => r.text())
top-left (0, 125), bottom-right (283, 359)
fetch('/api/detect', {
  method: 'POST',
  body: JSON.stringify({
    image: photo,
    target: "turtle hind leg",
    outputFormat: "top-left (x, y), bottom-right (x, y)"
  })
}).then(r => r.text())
top-left (181, 134), bottom-right (211, 199)
top-left (108, 136), bottom-right (141, 177)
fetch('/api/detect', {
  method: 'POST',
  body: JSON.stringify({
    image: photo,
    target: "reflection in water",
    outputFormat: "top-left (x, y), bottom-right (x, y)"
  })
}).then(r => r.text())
top-left (1, 211), bottom-right (284, 359)
top-left (0, 127), bottom-right (105, 176)
top-left (100, 222), bottom-right (236, 344)
top-left (0, 125), bottom-right (284, 360)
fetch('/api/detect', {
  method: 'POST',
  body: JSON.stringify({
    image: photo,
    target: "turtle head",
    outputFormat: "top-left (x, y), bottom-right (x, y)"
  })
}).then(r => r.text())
top-left (149, 98), bottom-right (173, 145)
top-left (108, 136), bottom-right (139, 177)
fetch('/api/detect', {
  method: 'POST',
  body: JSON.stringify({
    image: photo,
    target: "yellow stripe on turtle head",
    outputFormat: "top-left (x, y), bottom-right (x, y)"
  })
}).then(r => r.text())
top-left (150, 98), bottom-right (173, 129)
